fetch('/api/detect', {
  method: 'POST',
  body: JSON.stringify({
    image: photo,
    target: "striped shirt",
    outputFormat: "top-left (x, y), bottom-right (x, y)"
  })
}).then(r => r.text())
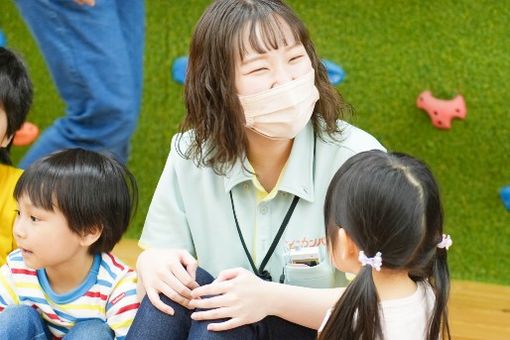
top-left (0, 249), bottom-right (139, 339)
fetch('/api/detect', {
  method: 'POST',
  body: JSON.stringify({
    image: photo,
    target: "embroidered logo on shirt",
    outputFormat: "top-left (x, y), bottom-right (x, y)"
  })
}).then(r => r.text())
top-left (110, 292), bottom-right (126, 306)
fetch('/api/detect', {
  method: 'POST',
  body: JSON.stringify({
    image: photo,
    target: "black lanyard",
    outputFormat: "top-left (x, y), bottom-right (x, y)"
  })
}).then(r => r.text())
top-left (229, 191), bottom-right (300, 281)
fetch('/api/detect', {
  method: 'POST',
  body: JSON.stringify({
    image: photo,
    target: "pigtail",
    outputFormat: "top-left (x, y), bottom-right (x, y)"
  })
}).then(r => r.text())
top-left (319, 266), bottom-right (382, 340)
top-left (428, 248), bottom-right (451, 340)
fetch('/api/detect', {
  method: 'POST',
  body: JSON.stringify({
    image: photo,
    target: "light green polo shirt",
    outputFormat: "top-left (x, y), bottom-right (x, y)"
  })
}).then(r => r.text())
top-left (140, 121), bottom-right (385, 288)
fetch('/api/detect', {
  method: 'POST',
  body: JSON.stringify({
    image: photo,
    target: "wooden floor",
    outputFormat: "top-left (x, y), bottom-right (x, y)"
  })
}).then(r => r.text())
top-left (113, 239), bottom-right (510, 339)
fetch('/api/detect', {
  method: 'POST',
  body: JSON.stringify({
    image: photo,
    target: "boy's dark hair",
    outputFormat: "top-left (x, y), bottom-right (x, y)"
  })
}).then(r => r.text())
top-left (181, 0), bottom-right (351, 175)
top-left (320, 150), bottom-right (451, 340)
top-left (14, 148), bottom-right (138, 254)
top-left (0, 47), bottom-right (33, 165)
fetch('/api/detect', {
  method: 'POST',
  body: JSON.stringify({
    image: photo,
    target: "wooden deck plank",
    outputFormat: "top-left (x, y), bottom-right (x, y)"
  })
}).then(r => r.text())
top-left (113, 239), bottom-right (510, 339)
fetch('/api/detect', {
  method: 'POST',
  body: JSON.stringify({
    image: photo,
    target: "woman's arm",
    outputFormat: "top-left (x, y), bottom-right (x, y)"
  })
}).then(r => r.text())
top-left (266, 280), bottom-right (344, 329)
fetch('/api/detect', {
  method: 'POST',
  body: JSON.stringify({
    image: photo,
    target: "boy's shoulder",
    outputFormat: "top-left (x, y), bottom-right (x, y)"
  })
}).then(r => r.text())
top-left (4, 249), bottom-right (37, 277)
top-left (99, 252), bottom-right (133, 275)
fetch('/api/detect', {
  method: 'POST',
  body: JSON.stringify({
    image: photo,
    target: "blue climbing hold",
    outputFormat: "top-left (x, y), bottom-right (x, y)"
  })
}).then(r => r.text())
top-left (321, 59), bottom-right (345, 85)
top-left (171, 56), bottom-right (188, 85)
top-left (0, 30), bottom-right (6, 47)
top-left (171, 56), bottom-right (346, 86)
top-left (500, 185), bottom-right (510, 211)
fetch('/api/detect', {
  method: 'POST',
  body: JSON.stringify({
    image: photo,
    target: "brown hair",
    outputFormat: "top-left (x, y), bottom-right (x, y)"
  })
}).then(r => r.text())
top-left (180, 0), bottom-right (351, 174)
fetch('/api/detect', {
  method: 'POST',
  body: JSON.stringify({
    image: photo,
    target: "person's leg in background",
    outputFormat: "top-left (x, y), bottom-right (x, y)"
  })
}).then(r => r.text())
top-left (0, 305), bottom-right (52, 339)
top-left (14, 0), bottom-right (144, 167)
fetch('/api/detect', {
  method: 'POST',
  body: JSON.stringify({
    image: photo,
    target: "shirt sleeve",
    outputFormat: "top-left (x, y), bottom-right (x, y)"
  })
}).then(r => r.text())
top-left (0, 263), bottom-right (19, 311)
top-left (138, 134), bottom-right (195, 255)
top-left (105, 269), bottom-right (139, 339)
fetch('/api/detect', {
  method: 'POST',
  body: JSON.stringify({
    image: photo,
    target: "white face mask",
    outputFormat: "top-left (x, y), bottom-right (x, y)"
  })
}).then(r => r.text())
top-left (238, 70), bottom-right (319, 140)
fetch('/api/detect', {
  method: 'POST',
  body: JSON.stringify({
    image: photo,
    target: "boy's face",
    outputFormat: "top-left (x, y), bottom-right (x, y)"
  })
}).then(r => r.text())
top-left (13, 195), bottom-right (88, 270)
top-left (0, 106), bottom-right (12, 147)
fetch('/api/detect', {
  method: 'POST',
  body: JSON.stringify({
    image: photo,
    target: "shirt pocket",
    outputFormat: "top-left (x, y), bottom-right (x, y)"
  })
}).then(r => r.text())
top-left (284, 260), bottom-right (335, 288)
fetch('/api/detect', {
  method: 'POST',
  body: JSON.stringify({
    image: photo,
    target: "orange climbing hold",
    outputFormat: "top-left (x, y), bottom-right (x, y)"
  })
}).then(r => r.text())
top-left (13, 122), bottom-right (39, 146)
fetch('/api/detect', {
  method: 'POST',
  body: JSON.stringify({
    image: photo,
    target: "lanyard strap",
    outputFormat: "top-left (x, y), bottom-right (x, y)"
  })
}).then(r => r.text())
top-left (229, 191), bottom-right (300, 281)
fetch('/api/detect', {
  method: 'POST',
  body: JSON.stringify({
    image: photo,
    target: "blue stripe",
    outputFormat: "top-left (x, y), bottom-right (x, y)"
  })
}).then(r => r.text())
top-left (96, 279), bottom-right (113, 288)
top-left (53, 309), bottom-right (77, 322)
top-left (19, 296), bottom-right (50, 305)
top-left (48, 322), bottom-right (69, 334)
top-left (100, 260), bottom-right (117, 280)
top-left (0, 295), bottom-right (7, 305)
top-left (8, 256), bottom-right (23, 262)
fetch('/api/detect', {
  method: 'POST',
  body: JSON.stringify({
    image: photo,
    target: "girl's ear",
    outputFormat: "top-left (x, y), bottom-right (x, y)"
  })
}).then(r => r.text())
top-left (80, 226), bottom-right (102, 247)
top-left (338, 228), bottom-right (358, 261)
top-left (0, 134), bottom-right (13, 148)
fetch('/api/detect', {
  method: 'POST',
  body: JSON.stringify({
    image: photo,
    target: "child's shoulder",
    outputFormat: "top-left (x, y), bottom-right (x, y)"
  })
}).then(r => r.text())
top-left (4, 249), bottom-right (37, 275)
top-left (99, 252), bottom-right (133, 275)
top-left (0, 163), bottom-right (23, 185)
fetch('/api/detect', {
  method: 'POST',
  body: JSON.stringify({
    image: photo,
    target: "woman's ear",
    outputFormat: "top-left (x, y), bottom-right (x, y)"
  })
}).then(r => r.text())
top-left (80, 226), bottom-right (102, 247)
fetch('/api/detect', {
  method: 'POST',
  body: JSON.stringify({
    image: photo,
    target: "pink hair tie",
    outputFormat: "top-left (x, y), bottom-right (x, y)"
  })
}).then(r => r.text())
top-left (437, 234), bottom-right (453, 250)
top-left (358, 251), bottom-right (383, 271)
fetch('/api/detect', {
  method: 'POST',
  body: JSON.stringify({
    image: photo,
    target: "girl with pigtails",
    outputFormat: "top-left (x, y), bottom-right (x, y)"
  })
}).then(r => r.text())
top-left (319, 150), bottom-right (452, 340)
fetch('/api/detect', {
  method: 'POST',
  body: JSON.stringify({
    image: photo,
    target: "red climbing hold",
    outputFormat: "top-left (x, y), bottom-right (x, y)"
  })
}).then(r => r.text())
top-left (416, 91), bottom-right (466, 129)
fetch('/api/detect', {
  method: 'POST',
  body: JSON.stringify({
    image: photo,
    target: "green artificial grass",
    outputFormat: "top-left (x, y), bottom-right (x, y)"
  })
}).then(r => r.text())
top-left (1, 1), bottom-right (509, 285)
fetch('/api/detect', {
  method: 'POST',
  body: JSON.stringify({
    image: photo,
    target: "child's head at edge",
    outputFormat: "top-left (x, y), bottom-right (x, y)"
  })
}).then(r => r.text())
top-left (321, 150), bottom-right (451, 340)
top-left (13, 148), bottom-right (138, 258)
top-left (0, 47), bottom-right (33, 165)
top-left (180, 0), bottom-right (351, 174)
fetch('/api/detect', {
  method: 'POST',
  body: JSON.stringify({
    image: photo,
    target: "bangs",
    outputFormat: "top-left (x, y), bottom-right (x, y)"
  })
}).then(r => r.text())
top-left (235, 13), bottom-right (304, 61)
top-left (14, 162), bottom-right (63, 211)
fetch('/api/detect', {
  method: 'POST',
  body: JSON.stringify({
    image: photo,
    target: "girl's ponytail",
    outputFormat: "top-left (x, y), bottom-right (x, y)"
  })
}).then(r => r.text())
top-left (428, 247), bottom-right (451, 340)
top-left (319, 266), bottom-right (382, 340)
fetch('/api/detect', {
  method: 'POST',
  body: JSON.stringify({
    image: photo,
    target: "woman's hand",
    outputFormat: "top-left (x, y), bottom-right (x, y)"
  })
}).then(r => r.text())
top-left (136, 248), bottom-right (199, 314)
top-left (189, 267), bottom-right (272, 331)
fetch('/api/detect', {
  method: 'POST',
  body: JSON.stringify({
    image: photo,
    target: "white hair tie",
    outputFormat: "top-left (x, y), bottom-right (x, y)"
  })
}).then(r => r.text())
top-left (358, 251), bottom-right (383, 271)
top-left (437, 234), bottom-right (453, 250)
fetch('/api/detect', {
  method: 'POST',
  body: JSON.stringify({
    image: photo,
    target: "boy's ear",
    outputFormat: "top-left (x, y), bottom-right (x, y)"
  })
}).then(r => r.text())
top-left (79, 226), bottom-right (102, 247)
top-left (338, 228), bottom-right (358, 261)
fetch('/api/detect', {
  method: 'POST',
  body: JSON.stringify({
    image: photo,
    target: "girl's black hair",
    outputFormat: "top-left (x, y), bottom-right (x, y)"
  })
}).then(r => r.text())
top-left (320, 150), bottom-right (451, 340)
top-left (0, 47), bottom-right (33, 165)
top-left (14, 148), bottom-right (138, 254)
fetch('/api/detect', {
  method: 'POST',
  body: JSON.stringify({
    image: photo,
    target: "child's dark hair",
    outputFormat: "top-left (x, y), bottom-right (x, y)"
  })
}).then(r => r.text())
top-left (320, 150), bottom-right (450, 340)
top-left (14, 148), bottom-right (138, 254)
top-left (181, 0), bottom-right (351, 175)
top-left (0, 47), bottom-right (33, 165)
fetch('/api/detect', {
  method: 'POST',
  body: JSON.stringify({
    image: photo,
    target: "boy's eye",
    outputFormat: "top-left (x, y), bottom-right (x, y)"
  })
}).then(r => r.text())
top-left (30, 215), bottom-right (40, 222)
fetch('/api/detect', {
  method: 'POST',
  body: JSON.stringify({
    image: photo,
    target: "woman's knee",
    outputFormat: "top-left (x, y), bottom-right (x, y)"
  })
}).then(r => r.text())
top-left (195, 267), bottom-right (215, 286)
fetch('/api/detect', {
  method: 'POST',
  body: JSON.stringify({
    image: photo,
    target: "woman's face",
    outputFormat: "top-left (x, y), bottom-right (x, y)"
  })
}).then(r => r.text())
top-left (234, 21), bottom-right (312, 96)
